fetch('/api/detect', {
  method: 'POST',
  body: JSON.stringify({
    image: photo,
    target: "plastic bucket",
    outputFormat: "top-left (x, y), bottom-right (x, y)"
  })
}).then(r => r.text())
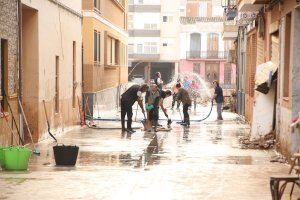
top-left (4, 147), bottom-right (32, 171)
top-left (0, 147), bottom-right (6, 168)
top-left (53, 145), bottom-right (79, 166)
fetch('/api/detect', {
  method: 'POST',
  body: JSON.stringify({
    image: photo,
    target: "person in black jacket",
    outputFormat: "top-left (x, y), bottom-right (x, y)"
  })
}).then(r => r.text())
top-left (121, 84), bottom-right (149, 133)
top-left (212, 80), bottom-right (224, 120)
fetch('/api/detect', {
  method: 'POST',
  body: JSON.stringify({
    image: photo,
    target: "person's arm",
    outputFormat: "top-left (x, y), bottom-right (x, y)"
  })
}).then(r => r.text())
top-left (137, 91), bottom-right (146, 116)
top-left (211, 88), bottom-right (217, 101)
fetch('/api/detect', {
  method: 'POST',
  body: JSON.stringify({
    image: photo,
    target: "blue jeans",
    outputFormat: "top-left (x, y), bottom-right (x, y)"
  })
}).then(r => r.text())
top-left (217, 103), bottom-right (223, 120)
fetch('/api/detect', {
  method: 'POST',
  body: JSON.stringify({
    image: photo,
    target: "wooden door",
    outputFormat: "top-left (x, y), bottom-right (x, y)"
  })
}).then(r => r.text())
top-left (205, 62), bottom-right (219, 84)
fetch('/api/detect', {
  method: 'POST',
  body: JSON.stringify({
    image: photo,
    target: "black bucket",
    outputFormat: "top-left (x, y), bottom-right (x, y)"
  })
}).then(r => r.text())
top-left (53, 145), bottom-right (79, 166)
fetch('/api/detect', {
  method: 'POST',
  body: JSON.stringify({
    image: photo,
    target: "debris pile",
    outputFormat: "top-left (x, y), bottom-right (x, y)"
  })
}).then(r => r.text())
top-left (270, 155), bottom-right (287, 163)
top-left (238, 132), bottom-right (276, 149)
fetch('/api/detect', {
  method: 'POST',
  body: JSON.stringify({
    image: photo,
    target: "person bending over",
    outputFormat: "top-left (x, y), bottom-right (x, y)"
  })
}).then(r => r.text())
top-left (145, 84), bottom-right (161, 132)
top-left (121, 84), bottom-right (148, 133)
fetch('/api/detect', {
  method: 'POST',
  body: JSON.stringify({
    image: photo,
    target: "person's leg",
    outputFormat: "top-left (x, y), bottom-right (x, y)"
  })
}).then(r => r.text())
top-left (183, 104), bottom-right (190, 125)
top-left (194, 98), bottom-right (196, 111)
top-left (121, 100), bottom-right (126, 131)
top-left (153, 108), bottom-right (159, 131)
top-left (177, 96), bottom-right (181, 109)
top-left (217, 103), bottom-right (223, 120)
top-left (172, 94), bottom-right (176, 109)
top-left (127, 105), bottom-right (133, 130)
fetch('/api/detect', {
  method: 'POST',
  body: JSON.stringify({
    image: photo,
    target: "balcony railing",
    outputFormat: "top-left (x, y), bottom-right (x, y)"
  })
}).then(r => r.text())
top-left (129, 53), bottom-right (160, 60)
top-left (186, 51), bottom-right (228, 59)
top-left (128, 29), bottom-right (160, 37)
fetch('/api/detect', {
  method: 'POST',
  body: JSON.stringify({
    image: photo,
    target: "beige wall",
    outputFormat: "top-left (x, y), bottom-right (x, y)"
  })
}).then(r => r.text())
top-left (83, 0), bottom-right (127, 30)
top-left (82, 0), bottom-right (128, 94)
top-left (21, 0), bottom-right (83, 141)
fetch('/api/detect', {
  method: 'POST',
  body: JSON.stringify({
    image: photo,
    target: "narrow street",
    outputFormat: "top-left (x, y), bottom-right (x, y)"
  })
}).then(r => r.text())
top-left (0, 108), bottom-right (292, 200)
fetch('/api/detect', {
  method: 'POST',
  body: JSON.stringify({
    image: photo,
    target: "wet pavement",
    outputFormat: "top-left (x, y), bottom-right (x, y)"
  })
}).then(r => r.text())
top-left (0, 105), bottom-right (298, 200)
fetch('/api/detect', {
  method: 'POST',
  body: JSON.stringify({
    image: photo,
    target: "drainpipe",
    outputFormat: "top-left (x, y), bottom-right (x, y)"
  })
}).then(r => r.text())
top-left (18, 0), bottom-right (22, 100)
top-left (18, 0), bottom-right (23, 140)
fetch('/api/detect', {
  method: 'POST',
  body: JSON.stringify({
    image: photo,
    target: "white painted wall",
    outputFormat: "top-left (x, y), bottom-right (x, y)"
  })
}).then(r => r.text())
top-left (251, 88), bottom-right (275, 139)
top-left (132, 13), bottom-right (161, 29)
top-left (129, 37), bottom-right (161, 54)
top-left (160, 0), bottom-right (181, 61)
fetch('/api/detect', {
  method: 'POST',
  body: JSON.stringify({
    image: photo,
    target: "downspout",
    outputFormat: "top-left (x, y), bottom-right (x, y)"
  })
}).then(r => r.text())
top-left (18, 0), bottom-right (23, 140)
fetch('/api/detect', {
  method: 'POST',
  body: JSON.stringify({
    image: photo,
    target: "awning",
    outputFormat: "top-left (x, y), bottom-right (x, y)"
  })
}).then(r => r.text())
top-left (255, 61), bottom-right (278, 94)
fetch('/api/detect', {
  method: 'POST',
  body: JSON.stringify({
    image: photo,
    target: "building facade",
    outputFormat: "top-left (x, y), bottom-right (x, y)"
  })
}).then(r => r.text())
top-left (82, 0), bottom-right (128, 115)
top-left (231, 0), bottom-right (300, 158)
top-left (180, 0), bottom-right (236, 94)
top-left (128, 0), bottom-right (180, 84)
top-left (0, 0), bottom-right (20, 146)
top-left (21, 0), bottom-right (83, 142)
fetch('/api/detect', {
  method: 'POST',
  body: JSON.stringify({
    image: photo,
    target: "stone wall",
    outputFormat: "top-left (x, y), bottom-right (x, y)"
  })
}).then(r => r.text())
top-left (0, 0), bottom-right (19, 95)
top-left (0, 0), bottom-right (20, 146)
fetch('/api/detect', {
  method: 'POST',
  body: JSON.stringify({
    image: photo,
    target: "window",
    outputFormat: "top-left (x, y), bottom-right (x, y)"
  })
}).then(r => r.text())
top-left (283, 13), bottom-right (291, 98)
top-left (0, 39), bottom-right (8, 111)
top-left (224, 64), bottom-right (232, 85)
top-left (144, 23), bottom-right (158, 30)
top-left (163, 16), bottom-right (173, 22)
top-left (55, 56), bottom-right (59, 113)
top-left (144, 42), bottom-right (157, 54)
top-left (94, 31), bottom-right (101, 63)
top-left (129, 0), bottom-right (134, 4)
top-left (94, 0), bottom-right (100, 11)
top-left (72, 41), bottom-right (76, 108)
top-left (128, 44), bottom-right (134, 54)
top-left (107, 36), bottom-right (119, 65)
top-left (137, 44), bottom-right (143, 53)
top-left (198, 2), bottom-right (207, 17)
top-left (190, 33), bottom-right (201, 58)
top-left (163, 16), bottom-right (167, 22)
top-left (163, 43), bottom-right (167, 47)
top-left (128, 14), bottom-right (134, 29)
top-left (207, 33), bottom-right (219, 52)
top-left (138, 0), bottom-right (143, 4)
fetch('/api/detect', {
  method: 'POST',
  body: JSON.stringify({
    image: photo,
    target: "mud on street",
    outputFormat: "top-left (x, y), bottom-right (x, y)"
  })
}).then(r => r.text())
top-left (0, 109), bottom-right (295, 200)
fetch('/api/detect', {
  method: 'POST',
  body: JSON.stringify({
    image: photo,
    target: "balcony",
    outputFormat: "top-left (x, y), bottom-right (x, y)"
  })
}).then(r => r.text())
top-left (237, 0), bottom-right (264, 12)
top-left (128, 29), bottom-right (160, 37)
top-left (128, 5), bottom-right (161, 13)
top-left (222, 20), bottom-right (238, 40)
top-left (186, 51), bottom-right (228, 60)
top-left (129, 53), bottom-right (160, 60)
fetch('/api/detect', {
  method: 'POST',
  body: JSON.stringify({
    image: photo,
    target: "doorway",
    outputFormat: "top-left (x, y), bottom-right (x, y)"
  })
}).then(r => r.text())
top-left (205, 62), bottom-right (219, 84)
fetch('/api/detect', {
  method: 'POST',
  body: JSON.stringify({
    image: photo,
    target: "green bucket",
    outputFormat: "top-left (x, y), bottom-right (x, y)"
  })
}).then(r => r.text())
top-left (0, 147), bottom-right (6, 168)
top-left (3, 147), bottom-right (32, 171)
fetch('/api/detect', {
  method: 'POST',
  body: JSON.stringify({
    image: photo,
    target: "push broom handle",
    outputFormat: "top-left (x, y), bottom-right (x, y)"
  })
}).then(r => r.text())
top-left (18, 99), bottom-right (36, 149)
